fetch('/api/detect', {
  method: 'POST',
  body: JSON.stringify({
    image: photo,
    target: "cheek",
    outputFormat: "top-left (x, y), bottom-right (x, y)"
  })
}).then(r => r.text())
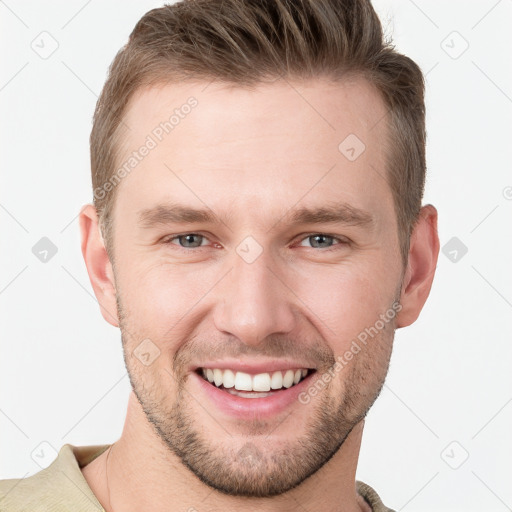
top-left (290, 260), bottom-right (399, 349)
top-left (116, 261), bottom-right (217, 342)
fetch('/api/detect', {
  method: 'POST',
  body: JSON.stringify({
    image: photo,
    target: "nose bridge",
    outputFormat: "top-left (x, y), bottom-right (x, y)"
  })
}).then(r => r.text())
top-left (213, 244), bottom-right (295, 345)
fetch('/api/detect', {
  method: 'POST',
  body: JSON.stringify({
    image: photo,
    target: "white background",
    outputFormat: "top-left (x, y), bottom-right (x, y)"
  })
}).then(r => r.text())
top-left (1, 1), bottom-right (511, 510)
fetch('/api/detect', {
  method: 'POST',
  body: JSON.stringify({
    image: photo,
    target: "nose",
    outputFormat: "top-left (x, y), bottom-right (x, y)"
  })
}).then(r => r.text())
top-left (213, 248), bottom-right (296, 347)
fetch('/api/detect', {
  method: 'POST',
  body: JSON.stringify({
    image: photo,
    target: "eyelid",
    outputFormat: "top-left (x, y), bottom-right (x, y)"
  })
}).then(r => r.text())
top-left (294, 232), bottom-right (350, 249)
top-left (161, 232), bottom-right (211, 247)
top-left (160, 232), bottom-right (350, 251)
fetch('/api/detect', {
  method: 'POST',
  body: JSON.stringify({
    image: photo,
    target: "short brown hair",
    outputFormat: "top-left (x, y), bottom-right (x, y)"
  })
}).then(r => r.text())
top-left (90, 0), bottom-right (426, 265)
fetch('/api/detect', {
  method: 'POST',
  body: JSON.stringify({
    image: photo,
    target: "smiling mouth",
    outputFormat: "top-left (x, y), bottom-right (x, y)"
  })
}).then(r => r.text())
top-left (195, 367), bottom-right (316, 398)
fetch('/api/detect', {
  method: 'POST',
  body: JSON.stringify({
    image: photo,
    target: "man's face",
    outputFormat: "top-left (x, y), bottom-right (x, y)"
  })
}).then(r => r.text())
top-left (110, 78), bottom-right (403, 497)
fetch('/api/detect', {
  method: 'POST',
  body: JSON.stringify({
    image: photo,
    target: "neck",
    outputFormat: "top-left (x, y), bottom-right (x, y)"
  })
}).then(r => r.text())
top-left (82, 391), bottom-right (369, 512)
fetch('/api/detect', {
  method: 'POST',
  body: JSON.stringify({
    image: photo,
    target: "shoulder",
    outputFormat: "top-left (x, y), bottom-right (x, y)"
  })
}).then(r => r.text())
top-left (0, 444), bottom-right (110, 512)
top-left (0, 471), bottom-right (55, 511)
top-left (356, 480), bottom-right (396, 512)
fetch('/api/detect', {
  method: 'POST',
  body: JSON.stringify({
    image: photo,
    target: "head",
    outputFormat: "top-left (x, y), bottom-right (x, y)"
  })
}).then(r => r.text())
top-left (81, 0), bottom-right (439, 499)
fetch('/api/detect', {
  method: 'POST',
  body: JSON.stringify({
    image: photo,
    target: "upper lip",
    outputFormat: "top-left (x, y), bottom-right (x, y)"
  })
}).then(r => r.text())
top-left (193, 360), bottom-right (316, 375)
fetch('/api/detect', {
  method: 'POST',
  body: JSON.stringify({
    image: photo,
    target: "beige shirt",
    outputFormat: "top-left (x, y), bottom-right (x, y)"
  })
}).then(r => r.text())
top-left (0, 444), bottom-right (395, 511)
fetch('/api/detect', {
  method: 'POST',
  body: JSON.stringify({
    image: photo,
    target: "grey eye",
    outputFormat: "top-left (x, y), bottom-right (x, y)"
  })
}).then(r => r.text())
top-left (174, 234), bottom-right (205, 248)
top-left (303, 234), bottom-right (335, 248)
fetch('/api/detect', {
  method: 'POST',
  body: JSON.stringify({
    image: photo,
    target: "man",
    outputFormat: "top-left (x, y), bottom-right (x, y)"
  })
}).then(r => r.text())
top-left (0, 0), bottom-right (439, 510)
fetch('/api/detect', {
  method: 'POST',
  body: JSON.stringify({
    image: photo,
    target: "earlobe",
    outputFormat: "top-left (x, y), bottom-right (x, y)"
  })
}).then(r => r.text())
top-left (79, 204), bottom-right (120, 328)
top-left (395, 204), bottom-right (440, 328)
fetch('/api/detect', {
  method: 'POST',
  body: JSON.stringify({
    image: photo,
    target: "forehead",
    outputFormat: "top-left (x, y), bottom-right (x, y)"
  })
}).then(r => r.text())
top-left (121, 76), bottom-right (387, 149)
top-left (113, 77), bottom-right (392, 230)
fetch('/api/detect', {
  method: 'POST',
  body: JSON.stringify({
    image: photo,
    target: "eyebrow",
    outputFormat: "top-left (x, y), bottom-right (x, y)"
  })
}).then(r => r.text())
top-left (286, 203), bottom-right (374, 228)
top-left (137, 202), bottom-right (374, 230)
top-left (137, 203), bottom-right (220, 229)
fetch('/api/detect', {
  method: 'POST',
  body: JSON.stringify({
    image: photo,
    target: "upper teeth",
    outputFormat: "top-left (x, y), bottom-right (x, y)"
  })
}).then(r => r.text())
top-left (201, 368), bottom-right (309, 392)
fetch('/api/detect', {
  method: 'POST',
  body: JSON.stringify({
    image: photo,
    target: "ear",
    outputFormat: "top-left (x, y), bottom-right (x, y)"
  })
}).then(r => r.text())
top-left (395, 204), bottom-right (440, 328)
top-left (79, 204), bottom-right (119, 328)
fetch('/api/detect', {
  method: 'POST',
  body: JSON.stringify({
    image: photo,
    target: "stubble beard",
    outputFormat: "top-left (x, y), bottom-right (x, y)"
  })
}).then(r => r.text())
top-left (116, 293), bottom-right (395, 498)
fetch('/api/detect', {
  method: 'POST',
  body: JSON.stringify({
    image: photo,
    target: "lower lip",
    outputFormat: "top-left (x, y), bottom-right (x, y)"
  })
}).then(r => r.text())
top-left (191, 371), bottom-right (315, 420)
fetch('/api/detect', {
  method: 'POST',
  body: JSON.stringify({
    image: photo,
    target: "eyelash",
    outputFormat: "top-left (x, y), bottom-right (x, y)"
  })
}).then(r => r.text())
top-left (160, 232), bottom-right (349, 252)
